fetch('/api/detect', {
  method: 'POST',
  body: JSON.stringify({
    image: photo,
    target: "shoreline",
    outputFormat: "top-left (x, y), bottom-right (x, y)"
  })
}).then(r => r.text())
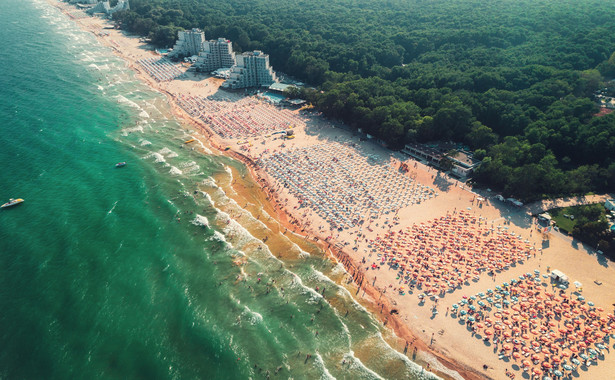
top-left (48, 3), bottom-right (615, 380)
top-left (49, 5), bottom-right (471, 378)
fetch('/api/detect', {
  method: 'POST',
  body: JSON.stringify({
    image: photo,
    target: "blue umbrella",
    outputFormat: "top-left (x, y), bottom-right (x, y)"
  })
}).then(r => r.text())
top-left (503, 282), bottom-right (510, 287)
top-left (495, 294), bottom-right (502, 299)
top-left (495, 303), bottom-right (502, 309)
top-left (553, 370), bottom-right (563, 377)
top-left (487, 289), bottom-right (494, 294)
top-left (487, 297), bottom-right (493, 303)
top-left (580, 353), bottom-right (589, 360)
top-left (478, 292), bottom-right (485, 297)
top-left (467, 316), bottom-right (475, 322)
top-left (596, 343), bottom-right (606, 350)
top-left (588, 348), bottom-right (598, 355)
top-left (460, 310), bottom-right (467, 315)
top-left (558, 284), bottom-right (567, 289)
top-left (578, 296), bottom-right (585, 301)
top-left (478, 301), bottom-right (486, 307)
top-left (571, 358), bottom-right (581, 365)
top-left (562, 364), bottom-right (572, 371)
top-left (519, 275), bottom-right (525, 279)
top-left (503, 300), bottom-right (510, 305)
top-left (470, 295), bottom-right (477, 300)
top-left (588, 301), bottom-right (595, 306)
top-left (534, 269), bottom-right (540, 273)
top-left (503, 291), bottom-right (510, 296)
top-left (452, 304), bottom-right (459, 309)
top-left (469, 305), bottom-right (477, 311)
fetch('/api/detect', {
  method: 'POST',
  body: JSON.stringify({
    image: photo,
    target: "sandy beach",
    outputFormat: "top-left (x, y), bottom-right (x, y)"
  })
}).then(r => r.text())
top-left (52, 3), bottom-right (615, 379)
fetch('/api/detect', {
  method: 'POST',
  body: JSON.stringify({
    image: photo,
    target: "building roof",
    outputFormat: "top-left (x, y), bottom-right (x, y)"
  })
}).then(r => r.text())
top-left (269, 83), bottom-right (295, 92)
top-left (450, 150), bottom-right (481, 169)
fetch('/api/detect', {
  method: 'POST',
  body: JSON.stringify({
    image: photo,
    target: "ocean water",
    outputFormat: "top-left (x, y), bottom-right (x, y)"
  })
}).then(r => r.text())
top-left (0, 1), bottom-right (434, 379)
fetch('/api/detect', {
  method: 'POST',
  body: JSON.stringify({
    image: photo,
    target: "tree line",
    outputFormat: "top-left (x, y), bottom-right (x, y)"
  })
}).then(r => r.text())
top-left (112, 0), bottom-right (615, 201)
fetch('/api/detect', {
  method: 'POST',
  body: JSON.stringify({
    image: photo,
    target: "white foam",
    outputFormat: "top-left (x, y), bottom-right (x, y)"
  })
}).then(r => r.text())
top-left (201, 177), bottom-right (217, 188)
top-left (139, 110), bottom-right (150, 119)
top-left (191, 214), bottom-right (209, 228)
top-left (313, 353), bottom-right (335, 380)
top-left (158, 147), bottom-right (177, 157)
top-left (115, 94), bottom-right (140, 109)
top-left (224, 165), bottom-right (233, 183)
top-left (140, 139), bottom-right (152, 146)
top-left (121, 125), bottom-right (144, 135)
top-left (143, 152), bottom-right (166, 163)
top-left (169, 166), bottom-right (182, 175)
top-left (241, 305), bottom-right (263, 325)
top-left (343, 351), bottom-right (385, 379)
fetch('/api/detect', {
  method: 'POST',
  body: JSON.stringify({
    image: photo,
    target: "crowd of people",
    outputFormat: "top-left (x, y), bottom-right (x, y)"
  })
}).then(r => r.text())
top-left (137, 57), bottom-right (183, 82)
top-left (260, 141), bottom-right (436, 230)
top-left (453, 271), bottom-right (613, 379)
top-left (175, 94), bottom-right (305, 139)
top-left (368, 211), bottom-right (532, 296)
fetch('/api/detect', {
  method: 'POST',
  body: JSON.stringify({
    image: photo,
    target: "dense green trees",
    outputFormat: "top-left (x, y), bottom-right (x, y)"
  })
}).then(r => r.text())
top-left (112, 0), bottom-right (615, 200)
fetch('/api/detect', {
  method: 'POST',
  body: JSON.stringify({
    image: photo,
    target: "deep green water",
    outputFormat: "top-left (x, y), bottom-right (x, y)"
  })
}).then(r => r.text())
top-left (0, 1), bottom-right (435, 379)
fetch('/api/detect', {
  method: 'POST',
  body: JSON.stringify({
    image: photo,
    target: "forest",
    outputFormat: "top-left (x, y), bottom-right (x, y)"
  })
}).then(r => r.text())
top-left (112, 0), bottom-right (615, 201)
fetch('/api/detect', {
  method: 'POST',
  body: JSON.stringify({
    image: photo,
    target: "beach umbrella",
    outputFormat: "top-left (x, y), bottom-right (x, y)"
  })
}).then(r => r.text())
top-left (467, 316), bottom-right (475, 322)
top-left (554, 370), bottom-right (563, 377)
top-left (571, 358), bottom-right (581, 365)
top-left (513, 352), bottom-right (521, 359)
top-left (580, 353), bottom-right (589, 360)
top-left (532, 368), bottom-right (542, 376)
top-left (484, 330), bottom-right (493, 336)
top-left (562, 364), bottom-right (573, 371)
top-left (460, 310), bottom-right (467, 315)
top-left (596, 343), bottom-right (606, 350)
top-left (542, 362), bottom-right (552, 369)
top-left (469, 305), bottom-right (477, 311)
top-left (577, 296), bottom-right (585, 301)
top-left (522, 359), bottom-right (531, 368)
top-left (588, 348), bottom-right (598, 355)
top-left (452, 304), bottom-right (459, 309)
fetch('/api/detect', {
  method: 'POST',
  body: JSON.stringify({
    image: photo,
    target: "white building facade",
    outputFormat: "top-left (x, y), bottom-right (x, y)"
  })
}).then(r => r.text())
top-left (225, 51), bottom-right (277, 89)
top-left (194, 38), bottom-right (236, 72)
top-left (169, 29), bottom-right (206, 58)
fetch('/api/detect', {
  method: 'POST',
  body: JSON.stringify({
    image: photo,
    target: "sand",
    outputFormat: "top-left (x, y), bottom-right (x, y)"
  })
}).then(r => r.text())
top-left (52, 3), bottom-right (615, 379)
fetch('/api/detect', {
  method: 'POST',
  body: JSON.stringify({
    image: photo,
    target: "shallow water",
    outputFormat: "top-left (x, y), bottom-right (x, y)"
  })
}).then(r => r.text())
top-left (0, 1), bottom-right (435, 378)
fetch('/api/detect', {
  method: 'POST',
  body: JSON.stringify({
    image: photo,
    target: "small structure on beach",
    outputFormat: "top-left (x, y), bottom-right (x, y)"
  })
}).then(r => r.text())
top-left (401, 142), bottom-right (481, 178)
top-left (168, 29), bottom-right (206, 59)
top-left (224, 50), bottom-right (278, 89)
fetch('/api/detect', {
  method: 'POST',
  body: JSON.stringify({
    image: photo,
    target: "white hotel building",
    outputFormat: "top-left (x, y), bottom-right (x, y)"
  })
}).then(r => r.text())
top-left (224, 51), bottom-right (278, 89)
top-left (194, 38), bottom-right (236, 72)
top-left (169, 28), bottom-right (206, 58)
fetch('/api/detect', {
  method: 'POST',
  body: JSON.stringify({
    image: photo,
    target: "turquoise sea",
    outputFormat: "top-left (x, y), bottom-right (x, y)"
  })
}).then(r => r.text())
top-left (0, 1), bottom-right (434, 379)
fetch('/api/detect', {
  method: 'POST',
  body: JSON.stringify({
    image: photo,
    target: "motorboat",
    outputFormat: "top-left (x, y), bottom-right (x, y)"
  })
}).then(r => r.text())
top-left (1, 198), bottom-right (24, 208)
top-left (115, 162), bottom-right (126, 168)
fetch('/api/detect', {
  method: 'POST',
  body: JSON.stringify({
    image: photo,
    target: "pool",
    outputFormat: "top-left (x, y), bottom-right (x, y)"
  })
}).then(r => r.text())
top-left (261, 91), bottom-right (286, 104)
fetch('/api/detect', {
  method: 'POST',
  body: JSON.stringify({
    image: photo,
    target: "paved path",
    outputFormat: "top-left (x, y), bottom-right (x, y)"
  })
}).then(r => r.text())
top-left (524, 194), bottom-right (613, 215)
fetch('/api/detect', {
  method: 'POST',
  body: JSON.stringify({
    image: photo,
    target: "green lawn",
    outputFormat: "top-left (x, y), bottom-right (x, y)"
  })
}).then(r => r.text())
top-left (549, 204), bottom-right (608, 234)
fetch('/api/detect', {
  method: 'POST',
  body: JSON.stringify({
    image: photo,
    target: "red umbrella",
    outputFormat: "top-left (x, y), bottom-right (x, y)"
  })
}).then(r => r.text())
top-left (542, 362), bottom-right (552, 369)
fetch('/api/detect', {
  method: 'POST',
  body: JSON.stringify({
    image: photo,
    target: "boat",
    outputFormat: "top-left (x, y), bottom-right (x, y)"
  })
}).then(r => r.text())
top-left (1, 198), bottom-right (24, 208)
top-left (184, 139), bottom-right (195, 144)
top-left (115, 162), bottom-right (126, 168)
